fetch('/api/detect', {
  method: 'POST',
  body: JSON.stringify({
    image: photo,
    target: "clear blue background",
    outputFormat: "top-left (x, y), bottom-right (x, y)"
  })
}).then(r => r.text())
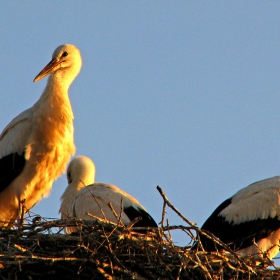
top-left (1, 2), bottom-right (280, 262)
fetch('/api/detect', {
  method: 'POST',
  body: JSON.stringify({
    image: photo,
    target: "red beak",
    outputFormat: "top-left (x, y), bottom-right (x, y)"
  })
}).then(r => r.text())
top-left (33, 59), bottom-right (62, 82)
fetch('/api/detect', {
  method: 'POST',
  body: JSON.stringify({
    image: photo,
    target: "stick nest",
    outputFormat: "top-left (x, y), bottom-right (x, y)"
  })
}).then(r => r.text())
top-left (0, 186), bottom-right (279, 280)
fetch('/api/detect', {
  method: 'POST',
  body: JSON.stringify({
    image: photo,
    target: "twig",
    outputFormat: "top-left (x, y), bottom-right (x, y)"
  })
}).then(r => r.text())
top-left (107, 200), bottom-right (125, 227)
top-left (86, 187), bottom-right (108, 220)
top-left (157, 186), bottom-right (196, 227)
top-left (126, 217), bottom-right (142, 230)
top-left (156, 185), bottom-right (254, 274)
top-left (160, 199), bottom-right (167, 228)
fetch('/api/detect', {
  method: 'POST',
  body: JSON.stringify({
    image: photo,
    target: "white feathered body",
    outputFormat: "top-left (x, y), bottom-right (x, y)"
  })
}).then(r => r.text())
top-left (0, 43), bottom-right (82, 225)
top-left (0, 75), bottom-right (75, 224)
top-left (77, 184), bottom-right (144, 221)
top-left (60, 155), bottom-right (157, 233)
top-left (221, 177), bottom-right (280, 224)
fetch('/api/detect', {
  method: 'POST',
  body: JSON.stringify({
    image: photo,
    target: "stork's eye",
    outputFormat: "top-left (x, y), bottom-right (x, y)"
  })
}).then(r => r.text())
top-left (62, 52), bottom-right (68, 57)
top-left (67, 171), bottom-right (72, 183)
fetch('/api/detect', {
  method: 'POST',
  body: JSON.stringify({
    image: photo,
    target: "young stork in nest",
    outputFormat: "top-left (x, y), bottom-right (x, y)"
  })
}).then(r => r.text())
top-left (60, 156), bottom-right (158, 233)
top-left (0, 44), bottom-right (82, 225)
top-left (194, 176), bottom-right (280, 259)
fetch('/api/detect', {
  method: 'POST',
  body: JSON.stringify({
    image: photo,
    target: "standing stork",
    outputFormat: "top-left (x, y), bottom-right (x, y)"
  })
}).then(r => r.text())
top-left (193, 176), bottom-right (280, 259)
top-left (0, 44), bottom-right (82, 225)
top-left (60, 156), bottom-right (158, 233)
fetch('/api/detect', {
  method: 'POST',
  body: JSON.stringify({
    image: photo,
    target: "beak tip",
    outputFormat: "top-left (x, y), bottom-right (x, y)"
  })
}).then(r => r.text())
top-left (33, 58), bottom-right (58, 83)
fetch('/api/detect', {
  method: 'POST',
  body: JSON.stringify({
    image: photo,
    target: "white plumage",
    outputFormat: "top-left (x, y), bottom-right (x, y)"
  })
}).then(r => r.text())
top-left (0, 44), bottom-right (82, 225)
top-left (195, 176), bottom-right (280, 259)
top-left (60, 156), bottom-right (158, 233)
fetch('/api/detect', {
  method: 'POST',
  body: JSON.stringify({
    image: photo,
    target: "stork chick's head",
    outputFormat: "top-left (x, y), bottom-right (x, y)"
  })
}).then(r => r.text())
top-left (33, 44), bottom-right (82, 86)
top-left (67, 156), bottom-right (96, 191)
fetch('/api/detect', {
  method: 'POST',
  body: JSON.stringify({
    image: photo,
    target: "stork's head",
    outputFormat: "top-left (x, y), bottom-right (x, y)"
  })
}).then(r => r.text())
top-left (33, 44), bottom-right (82, 85)
top-left (67, 156), bottom-right (96, 190)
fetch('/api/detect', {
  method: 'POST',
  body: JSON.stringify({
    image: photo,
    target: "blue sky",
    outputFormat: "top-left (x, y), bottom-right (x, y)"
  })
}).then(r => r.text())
top-left (1, 2), bottom-right (280, 261)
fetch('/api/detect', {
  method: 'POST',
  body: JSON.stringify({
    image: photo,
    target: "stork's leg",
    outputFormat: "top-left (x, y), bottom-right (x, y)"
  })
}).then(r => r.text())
top-left (17, 199), bottom-right (26, 229)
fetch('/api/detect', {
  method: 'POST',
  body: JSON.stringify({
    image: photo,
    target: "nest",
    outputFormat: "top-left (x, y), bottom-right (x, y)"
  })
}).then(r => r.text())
top-left (0, 186), bottom-right (279, 280)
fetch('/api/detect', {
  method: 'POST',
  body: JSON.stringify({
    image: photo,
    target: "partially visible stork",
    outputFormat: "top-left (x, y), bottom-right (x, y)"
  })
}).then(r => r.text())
top-left (60, 156), bottom-right (158, 233)
top-left (0, 44), bottom-right (82, 225)
top-left (193, 176), bottom-right (280, 259)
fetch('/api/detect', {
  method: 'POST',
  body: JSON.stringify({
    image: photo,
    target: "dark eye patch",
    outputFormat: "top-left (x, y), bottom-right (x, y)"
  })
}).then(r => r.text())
top-left (67, 171), bottom-right (72, 183)
top-left (62, 52), bottom-right (68, 57)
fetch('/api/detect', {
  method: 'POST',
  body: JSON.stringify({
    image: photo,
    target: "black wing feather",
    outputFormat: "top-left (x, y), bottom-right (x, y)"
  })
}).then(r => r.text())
top-left (0, 153), bottom-right (26, 193)
top-left (194, 197), bottom-right (280, 251)
top-left (124, 206), bottom-right (157, 229)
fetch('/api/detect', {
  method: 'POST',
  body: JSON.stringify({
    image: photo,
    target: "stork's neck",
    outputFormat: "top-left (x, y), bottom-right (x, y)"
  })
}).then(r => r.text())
top-left (73, 179), bottom-right (89, 192)
top-left (61, 180), bottom-right (85, 203)
top-left (34, 73), bottom-right (73, 116)
top-left (45, 73), bottom-right (71, 97)
top-left (32, 71), bottom-right (74, 151)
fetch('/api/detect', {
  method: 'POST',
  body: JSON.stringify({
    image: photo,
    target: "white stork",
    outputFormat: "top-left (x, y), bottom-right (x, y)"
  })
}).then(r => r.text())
top-left (194, 176), bottom-right (280, 259)
top-left (60, 156), bottom-right (158, 233)
top-left (0, 44), bottom-right (82, 225)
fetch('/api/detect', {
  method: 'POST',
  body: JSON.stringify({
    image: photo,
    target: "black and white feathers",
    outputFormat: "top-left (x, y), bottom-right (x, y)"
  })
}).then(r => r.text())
top-left (60, 156), bottom-right (158, 233)
top-left (194, 176), bottom-right (280, 259)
